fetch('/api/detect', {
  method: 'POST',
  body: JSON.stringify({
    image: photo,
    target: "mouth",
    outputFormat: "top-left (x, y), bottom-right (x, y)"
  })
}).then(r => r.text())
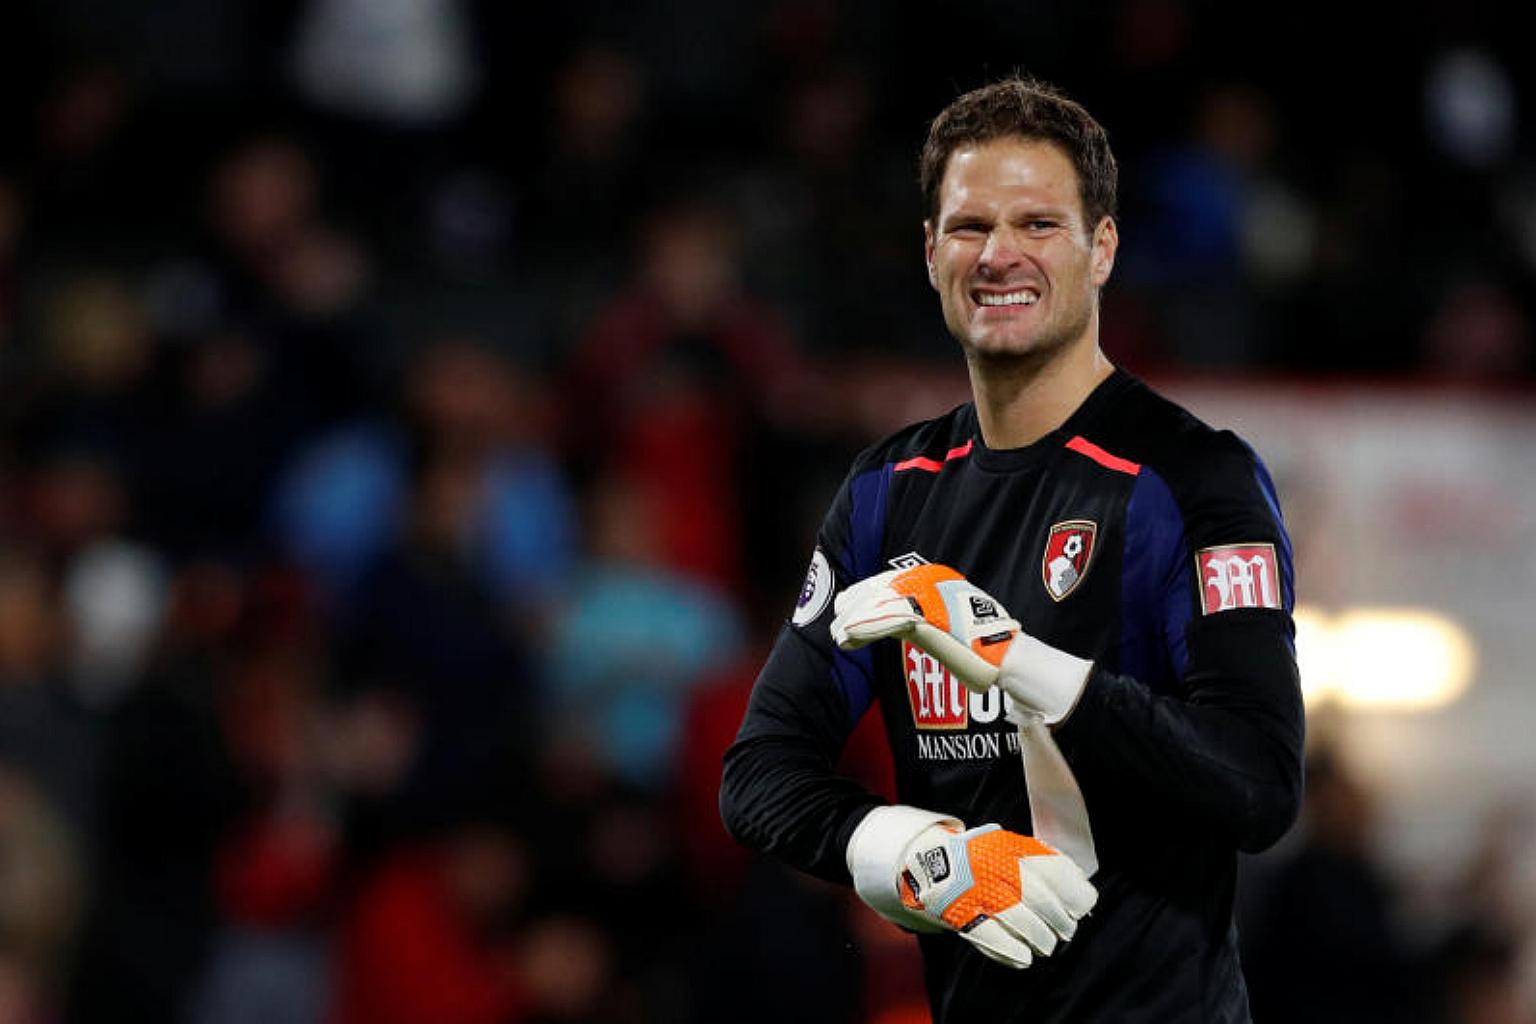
top-left (972, 288), bottom-right (1040, 309)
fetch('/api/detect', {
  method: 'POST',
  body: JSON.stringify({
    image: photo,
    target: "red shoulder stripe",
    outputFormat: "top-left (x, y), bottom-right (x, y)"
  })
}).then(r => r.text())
top-left (894, 439), bottom-right (974, 474)
top-left (1065, 435), bottom-right (1141, 476)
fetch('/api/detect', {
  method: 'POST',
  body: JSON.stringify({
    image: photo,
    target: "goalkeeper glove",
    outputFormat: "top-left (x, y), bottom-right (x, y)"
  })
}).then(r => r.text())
top-left (830, 564), bottom-right (1090, 725)
top-left (847, 805), bottom-right (1097, 968)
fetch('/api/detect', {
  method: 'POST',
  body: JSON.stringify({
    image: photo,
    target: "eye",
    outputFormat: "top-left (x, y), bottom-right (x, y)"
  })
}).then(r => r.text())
top-left (950, 221), bottom-right (988, 236)
top-left (1026, 219), bottom-right (1058, 232)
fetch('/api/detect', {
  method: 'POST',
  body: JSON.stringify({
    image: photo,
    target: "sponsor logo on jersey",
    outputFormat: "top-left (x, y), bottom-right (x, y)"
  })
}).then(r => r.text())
top-left (914, 731), bottom-right (1019, 762)
top-left (904, 641), bottom-right (970, 729)
top-left (1197, 543), bottom-right (1282, 613)
top-left (888, 551), bottom-right (930, 570)
top-left (1042, 520), bottom-right (1097, 601)
top-left (903, 641), bottom-right (1019, 741)
top-left (791, 548), bottom-right (835, 626)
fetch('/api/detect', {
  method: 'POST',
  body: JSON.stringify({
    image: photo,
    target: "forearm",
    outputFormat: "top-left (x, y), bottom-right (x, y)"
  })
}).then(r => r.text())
top-left (719, 734), bottom-right (881, 883)
top-left (1061, 611), bottom-right (1305, 852)
top-left (719, 625), bottom-right (884, 883)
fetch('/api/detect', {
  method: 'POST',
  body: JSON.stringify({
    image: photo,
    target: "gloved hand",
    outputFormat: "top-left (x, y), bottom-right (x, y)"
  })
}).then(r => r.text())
top-left (847, 805), bottom-right (1097, 968)
top-left (830, 564), bottom-right (1090, 725)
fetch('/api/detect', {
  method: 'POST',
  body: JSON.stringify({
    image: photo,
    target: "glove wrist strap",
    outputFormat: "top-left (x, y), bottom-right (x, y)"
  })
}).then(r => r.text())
top-left (847, 805), bottom-right (963, 932)
top-left (999, 633), bottom-right (1092, 725)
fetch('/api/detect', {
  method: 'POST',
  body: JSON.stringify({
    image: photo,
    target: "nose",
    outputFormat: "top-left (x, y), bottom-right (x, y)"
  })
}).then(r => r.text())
top-left (977, 227), bottom-right (1024, 278)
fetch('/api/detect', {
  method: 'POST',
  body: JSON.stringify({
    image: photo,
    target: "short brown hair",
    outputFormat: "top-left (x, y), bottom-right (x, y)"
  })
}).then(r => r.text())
top-left (920, 77), bottom-right (1118, 231)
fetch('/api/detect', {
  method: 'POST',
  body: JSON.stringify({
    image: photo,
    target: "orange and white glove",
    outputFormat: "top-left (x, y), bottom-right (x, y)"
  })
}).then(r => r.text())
top-left (830, 564), bottom-right (1090, 725)
top-left (847, 805), bottom-right (1097, 968)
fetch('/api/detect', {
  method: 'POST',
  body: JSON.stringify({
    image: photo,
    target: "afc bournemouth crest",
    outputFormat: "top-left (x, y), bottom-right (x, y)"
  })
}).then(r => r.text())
top-left (1042, 520), bottom-right (1097, 601)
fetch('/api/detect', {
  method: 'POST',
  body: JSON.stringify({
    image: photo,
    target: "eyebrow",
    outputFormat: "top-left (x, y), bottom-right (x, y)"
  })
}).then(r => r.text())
top-left (940, 206), bottom-right (1074, 230)
top-left (938, 210), bottom-right (990, 230)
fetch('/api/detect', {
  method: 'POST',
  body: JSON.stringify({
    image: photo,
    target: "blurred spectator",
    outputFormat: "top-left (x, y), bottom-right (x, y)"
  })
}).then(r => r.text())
top-left (131, 326), bottom-right (307, 558)
top-left (1119, 84), bottom-right (1295, 369)
top-left (0, 549), bottom-right (97, 835)
top-left (330, 823), bottom-right (537, 1024)
top-left (1432, 925), bottom-right (1531, 1024)
top-left (67, 562), bottom-right (249, 1024)
top-left (0, 177), bottom-right (21, 356)
top-left (0, 767), bottom-right (82, 1012)
top-left (0, 949), bottom-right (49, 1024)
top-left (1425, 48), bottom-right (1516, 172)
top-left (273, 334), bottom-right (574, 610)
top-left (290, 0), bottom-right (479, 128)
top-left (521, 43), bottom-right (650, 343)
top-left (514, 915), bottom-right (613, 1022)
top-left (1245, 746), bottom-right (1422, 1022)
top-left (673, 660), bottom-right (760, 896)
top-left (1419, 800), bottom-right (1536, 1024)
top-left (22, 448), bottom-right (130, 567)
top-left (543, 473), bottom-right (744, 791)
top-left (521, 751), bottom-right (684, 1021)
top-left (287, 0), bottom-right (482, 265)
top-left (328, 438), bottom-right (543, 849)
top-left (192, 607), bottom-right (339, 1024)
top-left (12, 274), bottom-right (153, 480)
top-left (59, 540), bottom-right (170, 710)
top-left (1421, 280), bottom-right (1532, 381)
top-left (730, 63), bottom-right (934, 357)
top-left (566, 198), bottom-right (807, 592)
top-left (23, 63), bottom-right (140, 250)
top-left (193, 135), bottom-right (382, 415)
top-left (5, 358), bottom-right (171, 710)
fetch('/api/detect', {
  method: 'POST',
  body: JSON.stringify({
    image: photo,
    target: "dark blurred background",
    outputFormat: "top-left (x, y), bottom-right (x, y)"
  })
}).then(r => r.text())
top-left (1, 1), bottom-right (1534, 1022)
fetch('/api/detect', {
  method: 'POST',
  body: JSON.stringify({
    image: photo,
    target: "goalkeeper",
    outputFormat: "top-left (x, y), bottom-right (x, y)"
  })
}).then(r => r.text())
top-left (720, 76), bottom-right (1303, 1023)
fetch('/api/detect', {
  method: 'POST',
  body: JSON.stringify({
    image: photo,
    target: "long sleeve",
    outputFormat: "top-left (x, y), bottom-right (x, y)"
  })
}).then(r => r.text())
top-left (719, 626), bottom-right (883, 882)
top-left (720, 455), bottom-right (896, 883)
top-left (1059, 430), bottom-right (1305, 852)
top-left (1065, 610), bottom-right (1303, 851)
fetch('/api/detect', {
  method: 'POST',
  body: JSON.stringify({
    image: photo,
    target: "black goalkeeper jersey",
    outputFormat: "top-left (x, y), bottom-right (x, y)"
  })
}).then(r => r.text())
top-left (721, 368), bottom-right (1304, 1023)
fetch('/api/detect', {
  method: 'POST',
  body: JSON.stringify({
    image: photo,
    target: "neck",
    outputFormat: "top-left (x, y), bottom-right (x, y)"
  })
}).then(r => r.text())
top-left (966, 334), bottom-right (1114, 449)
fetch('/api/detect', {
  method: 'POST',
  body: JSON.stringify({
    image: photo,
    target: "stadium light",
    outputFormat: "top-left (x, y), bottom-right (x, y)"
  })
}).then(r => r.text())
top-left (1293, 606), bottom-right (1477, 711)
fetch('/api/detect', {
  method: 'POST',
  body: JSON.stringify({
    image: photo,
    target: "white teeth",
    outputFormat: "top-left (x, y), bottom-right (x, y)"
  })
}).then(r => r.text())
top-left (977, 291), bottom-right (1038, 306)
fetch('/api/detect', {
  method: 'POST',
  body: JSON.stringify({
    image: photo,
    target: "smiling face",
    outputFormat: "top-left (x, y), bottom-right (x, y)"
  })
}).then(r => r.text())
top-left (924, 136), bottom-right (1118, 365)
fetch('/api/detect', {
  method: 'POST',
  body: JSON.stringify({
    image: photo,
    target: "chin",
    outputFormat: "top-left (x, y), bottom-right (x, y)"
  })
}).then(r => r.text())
top-left (966, 332), bottom-right (1060, 362)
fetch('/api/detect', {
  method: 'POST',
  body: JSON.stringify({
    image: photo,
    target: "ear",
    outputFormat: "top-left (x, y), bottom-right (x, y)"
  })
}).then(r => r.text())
top-left (1090, 216), bottom-right (1118, 287)
top-left (923, 221), bottom-right (938, 290)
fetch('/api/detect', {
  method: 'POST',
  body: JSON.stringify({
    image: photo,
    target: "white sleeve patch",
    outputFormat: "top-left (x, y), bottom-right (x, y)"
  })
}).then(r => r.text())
top-left (792, 548), bottom-right (835, 626)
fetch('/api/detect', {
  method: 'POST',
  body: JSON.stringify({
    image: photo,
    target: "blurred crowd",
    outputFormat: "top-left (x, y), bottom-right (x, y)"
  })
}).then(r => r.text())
top-left (1, 1), bottom-right (1534, 1022)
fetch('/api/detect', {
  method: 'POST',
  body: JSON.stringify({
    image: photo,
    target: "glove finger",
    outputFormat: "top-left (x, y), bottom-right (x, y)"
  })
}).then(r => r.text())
top-left (1018, 856), bottom-right (1098, 941)
top-left (910, 622), bottom-right (1001, 691)
top-left (958, 917), bottom-right (1033, 969)
top-left (1014, 863), bottom-right (1076, 942)
top-left (832, 569), bottom-right (903, 615)
top-left (1027, 853), bottom-right (1099, 917)
top-left (832, 598), bottom-right (920, 648)
top-left (991, 901), bottom-right (1059, 957)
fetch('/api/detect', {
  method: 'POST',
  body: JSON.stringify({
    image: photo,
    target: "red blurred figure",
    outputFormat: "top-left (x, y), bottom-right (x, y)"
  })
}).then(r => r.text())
top-left (330, 833), bottom-right (532, 1024)
top-left (566, 200), bottom-right (807, 593)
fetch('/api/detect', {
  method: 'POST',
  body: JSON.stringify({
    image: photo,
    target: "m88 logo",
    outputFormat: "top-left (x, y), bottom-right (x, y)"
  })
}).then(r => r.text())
top-left (903, 642), bottom-right (1008, 729)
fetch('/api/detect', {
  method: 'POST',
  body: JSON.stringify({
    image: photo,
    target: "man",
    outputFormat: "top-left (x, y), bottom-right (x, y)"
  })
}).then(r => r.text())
top-left (719, 76), bottom-right (1304, 1022)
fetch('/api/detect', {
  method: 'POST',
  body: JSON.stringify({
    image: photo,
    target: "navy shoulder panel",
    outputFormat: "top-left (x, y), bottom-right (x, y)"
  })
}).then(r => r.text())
top-left (1098, 375), bottom-right (1295, 617)
top-left (849, 402), bottom-right (976, 475)
top-left (1091, 377), bottom-right (1269, 508)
